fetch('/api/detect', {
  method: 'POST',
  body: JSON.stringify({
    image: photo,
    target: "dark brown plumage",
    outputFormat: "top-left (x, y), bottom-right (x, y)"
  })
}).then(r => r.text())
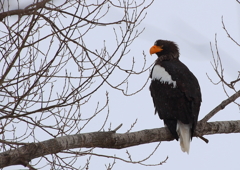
top-left (149, 39), bottom-right (201, 153)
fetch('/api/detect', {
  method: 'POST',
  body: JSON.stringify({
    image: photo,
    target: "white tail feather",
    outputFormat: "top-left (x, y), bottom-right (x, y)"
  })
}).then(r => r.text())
top-left (176, 121), bottom-right (191, 154)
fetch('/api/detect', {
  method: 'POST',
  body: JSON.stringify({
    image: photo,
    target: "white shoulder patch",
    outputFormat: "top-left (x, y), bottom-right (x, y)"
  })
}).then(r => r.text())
top-left (152, 65), bottom-right (177, 88)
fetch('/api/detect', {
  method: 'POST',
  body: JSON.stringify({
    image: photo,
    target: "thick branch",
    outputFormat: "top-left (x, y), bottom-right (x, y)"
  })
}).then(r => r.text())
top-left (0, 0), bottom-right (50, 21)
top-left (0, 120), bottom-right (240, 168)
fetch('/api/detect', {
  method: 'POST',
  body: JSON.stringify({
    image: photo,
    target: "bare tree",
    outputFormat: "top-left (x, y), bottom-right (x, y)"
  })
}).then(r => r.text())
top-left (0, 0), bottom-right (155, 169)
top-left (0, 0), bottom-right (240, 169)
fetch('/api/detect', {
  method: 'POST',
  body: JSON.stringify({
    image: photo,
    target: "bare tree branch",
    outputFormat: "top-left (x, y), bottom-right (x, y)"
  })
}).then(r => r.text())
top-left (200, 90), bottom-right (240, 124)
top-left (222, 16), bottom-right (240, 47)
top-left (0, 0), bottom-right (51, 21)
top-left (0, 120), bottom-right (239, 168)
top-left (0, 0), bottom-right (157, 169)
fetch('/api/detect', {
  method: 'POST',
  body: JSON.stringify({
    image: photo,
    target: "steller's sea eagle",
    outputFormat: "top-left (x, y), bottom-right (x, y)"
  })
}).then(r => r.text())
top-left (149, 39), bottom-right (201, 153)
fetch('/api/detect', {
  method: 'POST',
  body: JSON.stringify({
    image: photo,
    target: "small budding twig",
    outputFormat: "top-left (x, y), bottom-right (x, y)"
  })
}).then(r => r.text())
top-left (111, 124), bottom-right (123, 133)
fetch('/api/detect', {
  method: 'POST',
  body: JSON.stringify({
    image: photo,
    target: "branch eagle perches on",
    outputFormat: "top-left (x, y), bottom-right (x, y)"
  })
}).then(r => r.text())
top-left (0, 120), bottom-right (240, 168)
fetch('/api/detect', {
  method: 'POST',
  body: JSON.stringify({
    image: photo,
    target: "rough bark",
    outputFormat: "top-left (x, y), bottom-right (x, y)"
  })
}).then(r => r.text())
top-left (0, 120), bottom-right (239, 168)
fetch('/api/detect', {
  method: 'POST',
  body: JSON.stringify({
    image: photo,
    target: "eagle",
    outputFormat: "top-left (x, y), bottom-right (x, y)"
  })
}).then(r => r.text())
top-left (149, 39), bottom-right (201, 153)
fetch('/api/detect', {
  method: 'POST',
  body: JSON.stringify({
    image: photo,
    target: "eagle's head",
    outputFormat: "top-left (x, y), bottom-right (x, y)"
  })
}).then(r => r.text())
top-left (150, 40), bottom-right (179, 61)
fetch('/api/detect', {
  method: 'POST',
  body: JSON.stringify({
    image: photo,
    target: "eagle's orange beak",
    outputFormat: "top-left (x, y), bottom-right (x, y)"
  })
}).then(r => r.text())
top-left (149, 45), bottom-right (163, 55)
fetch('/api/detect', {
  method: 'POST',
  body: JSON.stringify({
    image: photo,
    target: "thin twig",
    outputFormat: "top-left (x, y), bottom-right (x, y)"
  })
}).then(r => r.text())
top-left (222, 16), bottom-right (240, 46)
top-left (112, 124), bottom-right (123, 132)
